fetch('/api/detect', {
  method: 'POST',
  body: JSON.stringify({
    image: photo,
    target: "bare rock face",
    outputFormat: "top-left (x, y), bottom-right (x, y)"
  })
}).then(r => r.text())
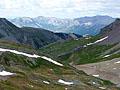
top-left (98, 18), bottom-right (120, 45)
top-left (0, 18), bottom-right (61, 48)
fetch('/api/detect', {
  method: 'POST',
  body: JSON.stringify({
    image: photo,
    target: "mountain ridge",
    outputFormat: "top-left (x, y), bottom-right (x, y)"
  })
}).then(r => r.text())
top-left (9, 15), bottom-right (115, 35)
top-left (0, 18), bottom-right (81, 48)
top-left (98, 18), bottom-right (120, 44)
top-left (0, 18), bottom-right (119, 90)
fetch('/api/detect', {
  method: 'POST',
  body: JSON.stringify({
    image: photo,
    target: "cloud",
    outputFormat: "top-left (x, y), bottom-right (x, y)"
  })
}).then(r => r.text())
top-left (0, 0), bottom-right (120, 18)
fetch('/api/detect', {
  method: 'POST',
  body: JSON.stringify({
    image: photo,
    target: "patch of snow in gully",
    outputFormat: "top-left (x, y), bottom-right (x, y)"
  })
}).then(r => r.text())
top-left (104, 55), bottom-right (110, 58)
top-left (43, 81), bottom-right (50, 84)
top-left (86, 36), bottom-right (108, 46)
top-left (92, 75), bottom-right (99, 77)
top-left (99, 87), bottom-right (106, 89)
top-left (58, 79), bottom-right (74, 85)
top-left (115, 61), bottom-right (120, 64)
top-left (0, 70), bottom-right (15, 76)
top-left (94, 36), bottom-right (108, 43)
top-left (40, 56), bottom-right (63, 66)
top-left (0, 48), bottom-right (63, 66)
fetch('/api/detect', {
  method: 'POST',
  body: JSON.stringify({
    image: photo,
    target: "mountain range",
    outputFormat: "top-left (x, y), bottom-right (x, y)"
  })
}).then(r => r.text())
top-left (40, 19), bottom-right (120, 87)
top-left (0, 16), bottom-right (120, 90)
top-left (9, 15), bottom-right (115, 35)
top-left (0, 18), bottom-right (81, 48)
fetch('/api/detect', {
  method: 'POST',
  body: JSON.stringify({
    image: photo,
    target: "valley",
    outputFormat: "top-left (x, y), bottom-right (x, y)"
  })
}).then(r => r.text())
top-left (0, 0), bottom-right (120, 89)
top-left (39, 18), bottom-right (120, 89)
top-left (0, 17), bottom-right (120, 90)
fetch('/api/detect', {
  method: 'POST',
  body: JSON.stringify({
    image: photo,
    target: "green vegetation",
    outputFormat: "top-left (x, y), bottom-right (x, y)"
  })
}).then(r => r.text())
top-left (0, 36), bottom-right (119, 90)
top-left (39, 36), bottom-right (99, 57)
top-left (0, 52), bottom-right (113, 90)
top-left (59, 45), bottom-right (113, 64)
top-left (0, 40), bottom-right (36, 54)
top-left (40, 36), bottom-right (119, 65)
top-left (0, 41), bottom-right (117, 90)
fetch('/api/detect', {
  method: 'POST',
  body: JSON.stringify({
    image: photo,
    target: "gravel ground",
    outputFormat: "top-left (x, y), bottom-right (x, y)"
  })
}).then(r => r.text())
top-left (73, 58), bottom-right (120, 85)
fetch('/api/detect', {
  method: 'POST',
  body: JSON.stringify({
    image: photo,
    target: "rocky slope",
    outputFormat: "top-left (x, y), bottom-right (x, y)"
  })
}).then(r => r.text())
top-left (0, 18), bottom-right (81, 48)
top-left (39, 19), bottom-right (120, 87)
top-left (0, 18), bottom-right (119, 89)
top-left (0, 40), bottom-right (118, 90)
top-left (98, 18), bottom-right (120, 44)
top-left (55, 33), bottom-right (82, 40)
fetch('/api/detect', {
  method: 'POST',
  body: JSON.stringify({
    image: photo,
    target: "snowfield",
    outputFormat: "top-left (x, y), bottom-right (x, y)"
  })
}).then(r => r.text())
top-left (58, 79), bottom-right (74, 85)
top-left (87, 36), bottom-right (108, 46)
top-left (0, 70), bottom-right (15, 76)
top-left (0, 48), bottom-right (40, 58)
top-left (94, 36), bottom-right (108, 43)
top-left (0, 48), bottom-right (63, 67)
top-left (39, 56), bottom-right (63, 66)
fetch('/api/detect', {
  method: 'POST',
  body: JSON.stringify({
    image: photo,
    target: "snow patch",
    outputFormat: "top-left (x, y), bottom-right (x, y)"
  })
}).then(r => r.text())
top-left (113, 68), bottom-right (117, 70)
top-left (39, 56), bottom-right (63, 66)
top-left (0, 48), bottom-right (63, 67)
top-left (0, 70), bottom-right (15, 76)
top-left (99, 87), bottom-right (106, 89)
top-left (83, 34), bottom-right (89, 37)
top-left (92, 75), bottom-right (99, 77)
top-left (0, 48), bottom-right (40, 58)
top-left (58, 79), bottom-right (74, 85)
top-left (115, 61), bottom-right (120, 64)
top-left (85, 37), bottom-right (91, 40)
top-left (94, 36), bottom-right (108, 43)
top-left (83, 45), bottom-right (87, 48)
top-left (75, 39), bottom-right (79, 40)
top-left (92, 82), bottom-right (96, 85)
top-left (87, 43), bottom-right (94, 46)
top-left (43, 81), bottom-right (50, 84)
top-left (104, 55), bottom-right (110, 58)
top-left (86, 36), bottom-right (108, 46)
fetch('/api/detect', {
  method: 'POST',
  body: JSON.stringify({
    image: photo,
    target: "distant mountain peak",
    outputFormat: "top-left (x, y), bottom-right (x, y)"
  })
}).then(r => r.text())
top-left (0, 18), bottom-right (18, 29)
top-left (0, 18), bottom-right (6, 20)
top-left (0, 18), bottom-right (9, 23)
top-left (8, 16), bottom-right (115, 35)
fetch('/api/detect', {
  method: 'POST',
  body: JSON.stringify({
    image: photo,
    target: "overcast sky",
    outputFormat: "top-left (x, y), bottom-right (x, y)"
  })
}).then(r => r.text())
top-left (0, 0), bottom-right (120, 18)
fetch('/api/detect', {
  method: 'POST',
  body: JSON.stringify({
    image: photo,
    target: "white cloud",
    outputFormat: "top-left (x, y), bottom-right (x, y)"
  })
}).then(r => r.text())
top-left (0, 0), bottom-right (120, 18)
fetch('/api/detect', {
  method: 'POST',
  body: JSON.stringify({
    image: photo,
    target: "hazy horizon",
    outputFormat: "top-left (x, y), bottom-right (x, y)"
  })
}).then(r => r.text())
top-left (4, 15), bottom-right (115, 20)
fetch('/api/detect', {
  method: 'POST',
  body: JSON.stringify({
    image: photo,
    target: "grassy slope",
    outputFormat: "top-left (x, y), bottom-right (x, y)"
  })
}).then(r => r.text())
top-left (0, 41), bottom-right (118, 90)
top-left (39, 36), bottom-right (120, 65)
top-left (39, 36), bottom-right (120, 64)
top-left (39, 37), bottom-right (99, 57)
